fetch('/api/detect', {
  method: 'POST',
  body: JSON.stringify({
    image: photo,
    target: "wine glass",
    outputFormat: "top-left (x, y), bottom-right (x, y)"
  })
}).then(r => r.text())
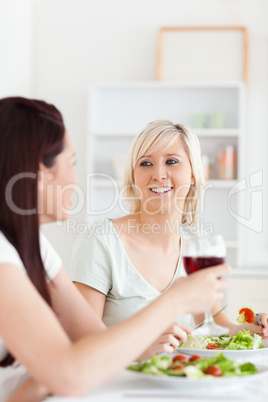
top-left (182, 234), bottom-right (229, 336)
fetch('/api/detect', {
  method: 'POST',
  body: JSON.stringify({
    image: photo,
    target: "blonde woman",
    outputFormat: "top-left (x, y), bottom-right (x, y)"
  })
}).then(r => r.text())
top-left (71, 122), bottom-right (203, 340)
top-left (70, 120), bottom-right (267, 359)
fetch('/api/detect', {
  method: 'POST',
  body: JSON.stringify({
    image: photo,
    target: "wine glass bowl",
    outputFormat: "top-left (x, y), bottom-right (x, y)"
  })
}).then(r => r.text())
top-left (183, 255), bottom-right (225, 274)
top-left (182, 234), bottom-right (229, 337)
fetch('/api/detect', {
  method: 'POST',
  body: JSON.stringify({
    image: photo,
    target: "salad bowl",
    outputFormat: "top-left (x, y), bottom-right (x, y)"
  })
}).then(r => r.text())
top-left (127, 352), bottom-right (268, 392)
top-left (178, 330), bottom-right (268, 360)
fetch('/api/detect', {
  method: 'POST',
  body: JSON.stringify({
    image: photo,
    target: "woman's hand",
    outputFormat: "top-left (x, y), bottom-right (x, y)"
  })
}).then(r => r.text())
top-left (171, 264), bottom-right (231, 317)
top-left (227, 313), bottom-right (268, 338)
top-left (236, 313), bottom-right (268, 337)
top-left (8, 378), bottom-right (50, 402)
top-left (258, 313), bottom-right (268, 337)
top-left (137, 323), bottom-right (193, 361)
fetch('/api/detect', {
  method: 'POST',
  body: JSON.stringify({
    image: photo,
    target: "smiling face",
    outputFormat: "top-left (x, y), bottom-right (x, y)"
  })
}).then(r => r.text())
top-left (133, 138), bottom-right (195, 215)
top-left (39, 132), bottom-right (78, 223)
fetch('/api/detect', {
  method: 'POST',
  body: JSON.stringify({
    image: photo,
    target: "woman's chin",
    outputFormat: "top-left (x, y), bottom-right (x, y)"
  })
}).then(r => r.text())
top-left (142, 200), bottom-right (180, 215)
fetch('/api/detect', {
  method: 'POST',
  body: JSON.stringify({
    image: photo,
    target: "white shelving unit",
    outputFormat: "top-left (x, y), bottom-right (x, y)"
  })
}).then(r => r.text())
top-left (87, 82), bottom-right (246, 267)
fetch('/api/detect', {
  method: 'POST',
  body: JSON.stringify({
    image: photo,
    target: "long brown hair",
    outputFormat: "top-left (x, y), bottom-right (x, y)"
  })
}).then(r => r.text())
top-left (0, 97), bottom-right (65, 366)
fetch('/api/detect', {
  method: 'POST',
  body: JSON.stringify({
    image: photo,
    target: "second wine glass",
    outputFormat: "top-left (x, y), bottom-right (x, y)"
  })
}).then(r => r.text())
top-left (182, 234), bottom-right (229, 337)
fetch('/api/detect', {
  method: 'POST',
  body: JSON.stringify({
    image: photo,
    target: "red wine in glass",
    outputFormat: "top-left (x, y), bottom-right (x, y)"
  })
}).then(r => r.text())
top-left (182, 234), bottom-right (229, 336)
top-left (183, 256), bottom-right (225, 275)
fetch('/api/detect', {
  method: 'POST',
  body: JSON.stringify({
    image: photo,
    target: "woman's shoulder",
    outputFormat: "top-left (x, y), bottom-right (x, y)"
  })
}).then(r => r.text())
top-left (83, 218), bottom-right (117, 239)
top-left (72, 215), bottom-right (137, 256)
top-left (0, 232), bottom-right (18, 255)
top-left (84, 215), bottom-right (136, 238)
top-left (0, 232), bottom-right (25, 270)
top-left (72, 218), bottom-right (121, 251)
top-left (71, 218), bottom-right (128, 266)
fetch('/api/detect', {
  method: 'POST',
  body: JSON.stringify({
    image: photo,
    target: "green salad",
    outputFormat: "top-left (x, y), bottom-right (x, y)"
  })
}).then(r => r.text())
top-left (128, 352), bottom-right (258, 378)
top-left (179, 330), bottom-right (264, 351)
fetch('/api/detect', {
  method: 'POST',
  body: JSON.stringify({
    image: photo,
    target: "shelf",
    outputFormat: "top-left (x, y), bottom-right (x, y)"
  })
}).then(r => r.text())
top-left (91, 129), bottom-right (240, 138)
top-left (92, 81), bottom-right (245, 90)
top-left (90, 83), bottom-right (243, 134)
top-left (91, 178), bottom-right (237, 189)
top-left (195, 129), bottom-right (240, 137)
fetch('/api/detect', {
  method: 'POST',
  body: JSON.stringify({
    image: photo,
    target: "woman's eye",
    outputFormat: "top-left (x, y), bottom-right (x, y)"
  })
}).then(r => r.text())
top-left (140, 161), bottom-right (152, 166)
top-left (166, 159), bottom-right (178, 165)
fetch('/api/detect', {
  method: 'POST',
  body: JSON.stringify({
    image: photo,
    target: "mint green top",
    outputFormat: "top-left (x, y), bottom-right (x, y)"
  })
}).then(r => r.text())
top-left (70, 218), bottom-right (192, 327)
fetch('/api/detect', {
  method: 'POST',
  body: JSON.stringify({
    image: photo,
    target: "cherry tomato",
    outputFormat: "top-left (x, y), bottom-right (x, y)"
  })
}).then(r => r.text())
top-left (204, 365), bottom-right (222, 377)
top-left (172, 354), bottom-right (188, 364)
top-left (239, 308), bottom-right (255, 324)
top-left (206, 343), bottom-right (224, 350)
top-left (189, 354), bottom-right (202, 362)
top-left (172, 364), bottom-right (184, 371)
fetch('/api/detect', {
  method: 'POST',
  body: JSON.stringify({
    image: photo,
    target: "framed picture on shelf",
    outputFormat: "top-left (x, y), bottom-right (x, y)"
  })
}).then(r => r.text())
top-left (157, 26), bottom-right (249, 83)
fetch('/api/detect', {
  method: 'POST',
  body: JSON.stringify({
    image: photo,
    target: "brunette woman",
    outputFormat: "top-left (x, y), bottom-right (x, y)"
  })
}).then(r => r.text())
top-left (0, 98), bottom-right (229, 401)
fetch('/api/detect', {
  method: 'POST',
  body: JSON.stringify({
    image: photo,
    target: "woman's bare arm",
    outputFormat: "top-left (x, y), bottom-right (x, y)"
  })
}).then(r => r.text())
top-left (48, 268), bottom-right (106, 340)
top-left (73, 281), bottom-right (106, 320)
top-left (0, 263), bottom-right (229, 397)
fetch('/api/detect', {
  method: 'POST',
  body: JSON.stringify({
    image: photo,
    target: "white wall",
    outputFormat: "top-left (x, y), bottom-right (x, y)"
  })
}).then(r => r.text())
top-left (2, 0), bottom-right (268, 268)
top-left (0, 0), bottom-right (33, 97)
top-left (243, 2), bottom-right (268, 265)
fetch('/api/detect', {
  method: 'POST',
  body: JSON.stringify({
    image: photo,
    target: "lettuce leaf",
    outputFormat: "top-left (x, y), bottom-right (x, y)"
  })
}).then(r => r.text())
top-left (179, 335), bottom-right (211, 349)
top-left (225, 330), bottom-right (263, 350)
top-left (252, 333), bottom-right (264, 349)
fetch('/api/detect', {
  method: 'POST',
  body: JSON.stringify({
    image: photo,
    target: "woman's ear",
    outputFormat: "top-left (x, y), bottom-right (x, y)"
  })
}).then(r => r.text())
top-left (38, 163), bottom-right (46, 193)
top-left (191, 176), bottom-right (196, 185)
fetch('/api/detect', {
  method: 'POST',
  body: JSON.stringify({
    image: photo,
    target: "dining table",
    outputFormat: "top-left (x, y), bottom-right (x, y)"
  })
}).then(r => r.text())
top-left (47, 351), bottom-right (268, 402)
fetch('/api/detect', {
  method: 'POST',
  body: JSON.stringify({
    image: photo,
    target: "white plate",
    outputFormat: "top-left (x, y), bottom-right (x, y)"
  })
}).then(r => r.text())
top-left (177, 347), bottom-right (268, 360)
top-left (128, 365), bottom-right (268, 389)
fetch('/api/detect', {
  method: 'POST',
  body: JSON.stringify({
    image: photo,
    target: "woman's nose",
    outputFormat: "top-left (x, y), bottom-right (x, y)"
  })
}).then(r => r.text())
top-left (152, 164), bottom-right (168, 181)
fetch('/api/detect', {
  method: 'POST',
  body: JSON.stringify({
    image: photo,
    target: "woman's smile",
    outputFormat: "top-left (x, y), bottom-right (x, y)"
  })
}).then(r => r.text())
top-left (149, 186), bottom-right (173, 196)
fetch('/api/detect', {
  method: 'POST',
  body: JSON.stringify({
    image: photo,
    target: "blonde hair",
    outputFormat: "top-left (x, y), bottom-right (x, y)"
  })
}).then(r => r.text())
top-left (123, 120), bottom-right (204, 225)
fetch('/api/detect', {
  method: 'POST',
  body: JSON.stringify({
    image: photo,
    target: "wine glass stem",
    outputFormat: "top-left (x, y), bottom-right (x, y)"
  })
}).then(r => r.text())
top-left (204, 311), bottom-right (214, 324)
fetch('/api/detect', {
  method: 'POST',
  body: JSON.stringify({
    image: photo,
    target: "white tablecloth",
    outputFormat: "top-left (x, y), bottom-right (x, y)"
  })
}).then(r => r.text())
top-left (47, 354), bottom-right (268, 402)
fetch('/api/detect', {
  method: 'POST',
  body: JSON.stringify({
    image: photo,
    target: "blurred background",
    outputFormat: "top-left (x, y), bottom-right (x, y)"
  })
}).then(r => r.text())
top-left (1, 0), bottom-right (268, 316)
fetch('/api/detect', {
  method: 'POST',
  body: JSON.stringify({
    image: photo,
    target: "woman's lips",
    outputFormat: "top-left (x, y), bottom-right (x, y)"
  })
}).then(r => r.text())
top-left (149, 186), bottom-right (173, 196)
